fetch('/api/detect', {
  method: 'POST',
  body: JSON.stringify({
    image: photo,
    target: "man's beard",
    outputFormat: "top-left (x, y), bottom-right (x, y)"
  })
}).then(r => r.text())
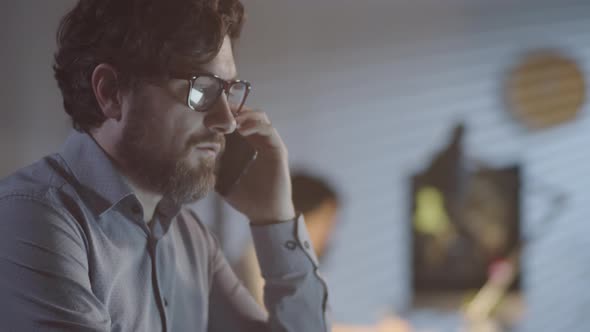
top-left (117, 110), bottom-right (223, 205)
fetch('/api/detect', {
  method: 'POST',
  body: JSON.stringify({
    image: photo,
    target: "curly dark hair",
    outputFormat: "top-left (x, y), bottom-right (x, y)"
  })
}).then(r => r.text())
top-left (53, 0), bottom-right (245, 132)
top-left (292, 173), bottom-right (340, 216)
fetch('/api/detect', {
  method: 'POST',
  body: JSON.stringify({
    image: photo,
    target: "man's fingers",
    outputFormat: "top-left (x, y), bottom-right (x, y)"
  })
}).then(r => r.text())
top-left (235, 110), bottom-right (273, 136)
top-left (236, 109), bottom-right (270, 126)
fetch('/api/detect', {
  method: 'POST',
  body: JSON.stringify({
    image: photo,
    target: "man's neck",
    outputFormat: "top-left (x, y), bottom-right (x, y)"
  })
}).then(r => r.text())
top-left (124, 178), bottom-right (162, 224)
top-left (89, 131), bottom-right (163, 224)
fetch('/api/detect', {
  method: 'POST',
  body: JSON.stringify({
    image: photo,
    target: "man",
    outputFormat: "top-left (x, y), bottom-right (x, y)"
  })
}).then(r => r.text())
top-left (0, 0), bottom-right (330, 331)
top-left (290, 174), bottom-right (341, 260)
top-left (239, 173), bottom-right (412, 332)
top-left (238, 173), bottom-right (340, 305)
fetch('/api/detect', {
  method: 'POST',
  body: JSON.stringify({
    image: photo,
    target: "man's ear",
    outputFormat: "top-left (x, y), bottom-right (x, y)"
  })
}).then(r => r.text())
top-left (91, 64), bottom-right (124, 120)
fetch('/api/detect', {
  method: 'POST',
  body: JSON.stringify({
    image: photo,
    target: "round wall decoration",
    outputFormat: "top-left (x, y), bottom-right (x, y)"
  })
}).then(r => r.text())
top-left (506, 50), bottom-right (586, 130)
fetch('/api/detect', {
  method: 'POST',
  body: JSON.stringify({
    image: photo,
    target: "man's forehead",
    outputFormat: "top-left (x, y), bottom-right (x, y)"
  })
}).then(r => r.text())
top-left (199, 36), bottom-right (238, 80)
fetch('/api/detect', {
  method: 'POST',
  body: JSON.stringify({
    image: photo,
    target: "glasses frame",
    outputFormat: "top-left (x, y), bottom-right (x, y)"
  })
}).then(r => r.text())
top-left (172, 73), bottom-right (251, 114)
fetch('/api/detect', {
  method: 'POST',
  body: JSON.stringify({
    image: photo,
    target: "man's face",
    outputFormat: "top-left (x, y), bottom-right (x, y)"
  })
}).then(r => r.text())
top-left (306, 199), bottom-right (339, 259)
top-left (116, 36), bottom-right (238, 205)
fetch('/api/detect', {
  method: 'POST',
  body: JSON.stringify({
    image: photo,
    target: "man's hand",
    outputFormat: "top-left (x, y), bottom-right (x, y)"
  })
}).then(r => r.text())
top-left (222, 108), bottom-right (296, 224)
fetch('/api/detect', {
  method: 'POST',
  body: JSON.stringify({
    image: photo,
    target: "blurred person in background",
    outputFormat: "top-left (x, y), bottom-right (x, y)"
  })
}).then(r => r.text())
top-left (0, 0), bottom-right (330, 331)
top-left (238, 172), bottom-right (413, 332)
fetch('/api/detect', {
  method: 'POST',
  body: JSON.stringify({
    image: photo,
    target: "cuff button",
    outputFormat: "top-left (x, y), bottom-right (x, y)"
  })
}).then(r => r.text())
top-left (284, 240), bottom-right (297, 250)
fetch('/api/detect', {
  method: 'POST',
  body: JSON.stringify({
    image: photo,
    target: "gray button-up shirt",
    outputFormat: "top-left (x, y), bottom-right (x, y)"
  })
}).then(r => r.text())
top-left (0, 130), bottom-right (330, 332)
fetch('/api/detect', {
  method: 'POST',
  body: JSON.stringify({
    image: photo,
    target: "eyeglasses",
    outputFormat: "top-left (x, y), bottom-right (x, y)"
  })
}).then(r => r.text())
top-left (173, 73), bottom-right (251, 114)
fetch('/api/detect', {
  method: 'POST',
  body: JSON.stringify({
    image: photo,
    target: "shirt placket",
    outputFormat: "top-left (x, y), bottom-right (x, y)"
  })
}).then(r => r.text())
top-left (148, 230), bottom-right (168, 332)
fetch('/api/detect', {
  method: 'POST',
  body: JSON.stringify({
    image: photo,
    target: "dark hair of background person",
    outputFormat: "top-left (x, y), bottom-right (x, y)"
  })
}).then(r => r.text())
top-left (292, 173), bottom-right (340, 216)
top-left (53, 0), bottom-right (245, 132)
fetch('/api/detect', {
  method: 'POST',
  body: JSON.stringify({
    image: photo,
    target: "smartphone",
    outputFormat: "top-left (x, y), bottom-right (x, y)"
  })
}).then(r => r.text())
top-left (215, 132), bottom-right (258, 196)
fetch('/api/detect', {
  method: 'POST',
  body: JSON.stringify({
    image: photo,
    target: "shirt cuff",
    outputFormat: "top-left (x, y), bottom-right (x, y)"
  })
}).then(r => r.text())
top-left (250, 214), bottom-right (319, 278)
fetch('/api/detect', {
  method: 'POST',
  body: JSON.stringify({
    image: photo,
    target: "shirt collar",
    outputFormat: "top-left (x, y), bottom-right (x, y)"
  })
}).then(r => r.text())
top-left (59, 130), bottom-right (133, 217)
top-left (61, 130), bottom-right (181, 233)
top-left (59, 130), bottom-right (182, 226)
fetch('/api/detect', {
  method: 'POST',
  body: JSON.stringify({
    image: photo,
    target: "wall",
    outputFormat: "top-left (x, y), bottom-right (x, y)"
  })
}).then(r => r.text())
top-left (235, 1), bottom-right (590, 331)
top-left (0, 1), bottom-right (72, 176)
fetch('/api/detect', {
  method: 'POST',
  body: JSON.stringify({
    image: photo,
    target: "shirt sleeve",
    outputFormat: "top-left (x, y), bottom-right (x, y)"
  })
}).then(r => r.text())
top-left (0, 196), bottom-right (110, 331)
top-left (206, 215), bottom-right (331, 332)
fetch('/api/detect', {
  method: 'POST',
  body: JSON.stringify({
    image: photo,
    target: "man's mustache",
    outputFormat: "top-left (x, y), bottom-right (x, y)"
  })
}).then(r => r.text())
top-left (186, 134), bottom-right (226, 153)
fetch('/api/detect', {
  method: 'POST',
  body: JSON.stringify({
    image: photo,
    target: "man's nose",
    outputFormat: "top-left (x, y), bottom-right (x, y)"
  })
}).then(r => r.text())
top-left (203, 94), bottom-right (237, 134)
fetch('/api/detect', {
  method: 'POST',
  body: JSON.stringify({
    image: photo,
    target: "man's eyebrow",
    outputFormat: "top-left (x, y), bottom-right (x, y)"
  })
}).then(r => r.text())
top-left (193, 69), bottom-right (238, 81)
top-left (191, 68), bottom-right (212, 76)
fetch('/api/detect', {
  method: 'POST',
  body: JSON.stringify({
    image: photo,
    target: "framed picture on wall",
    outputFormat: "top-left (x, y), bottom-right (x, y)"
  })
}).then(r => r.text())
top-left (410, 165), bottom-right (521, 294)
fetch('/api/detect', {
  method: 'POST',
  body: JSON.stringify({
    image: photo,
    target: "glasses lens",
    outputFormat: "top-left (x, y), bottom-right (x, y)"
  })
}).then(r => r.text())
top-left (189, 76), bottom-right (222, 110)
top-left (227, 82), bottom-right (248, 112)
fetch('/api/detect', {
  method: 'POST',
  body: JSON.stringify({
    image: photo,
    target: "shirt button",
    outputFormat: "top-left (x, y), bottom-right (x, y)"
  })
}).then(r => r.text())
top-left (164, 298), bottom-right (169, 307)
top-left (304, 241), bottom-right (311, 249)
top-left (284, 240), bottom-right (297, 250)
